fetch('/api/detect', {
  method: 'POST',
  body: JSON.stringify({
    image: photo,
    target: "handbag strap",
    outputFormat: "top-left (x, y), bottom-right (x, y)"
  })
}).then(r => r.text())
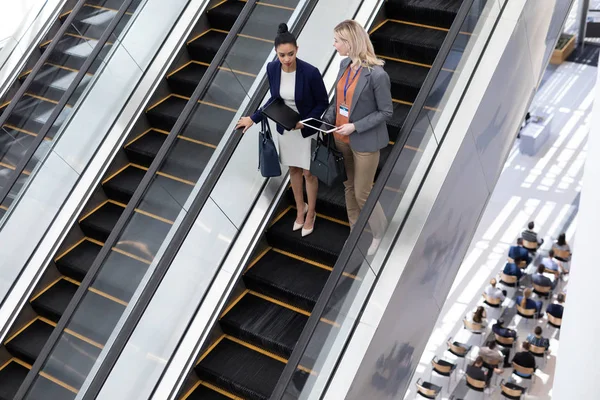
top-left (261, 118), bottom-right (273, 140)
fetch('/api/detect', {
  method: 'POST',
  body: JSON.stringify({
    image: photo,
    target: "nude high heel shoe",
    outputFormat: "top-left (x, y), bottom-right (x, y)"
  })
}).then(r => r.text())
top-left (293, 203), bottom-right (308, 231)
top-left (302, 213), bottom-right (316, 237)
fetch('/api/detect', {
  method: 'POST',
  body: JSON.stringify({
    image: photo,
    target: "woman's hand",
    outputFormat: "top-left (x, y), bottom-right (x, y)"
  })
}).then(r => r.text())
top-left (335, 123), bottom-right (355, 136)
top-left (236, 116), bottom-right (254, 133)
top-left (294, 122), bottom-right (304, 130)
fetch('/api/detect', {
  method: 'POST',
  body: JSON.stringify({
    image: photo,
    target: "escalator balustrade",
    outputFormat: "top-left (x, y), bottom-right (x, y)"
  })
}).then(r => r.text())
top-left (0, 1), bottom-right (300, 398)
top-left (179, 1), bottom-right (466, 399)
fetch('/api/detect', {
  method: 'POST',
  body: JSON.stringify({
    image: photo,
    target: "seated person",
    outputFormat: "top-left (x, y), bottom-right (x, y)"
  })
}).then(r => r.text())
top-left (546, 293), bottom-right (566, 319)
top-left (503, 261), bottom-right (523, 281)
top-left (526, 326), bottom-right (550, 351)
top-left (484, 278), bottom-right (506, 302)
top-left (466, 356), bottom-right (489, 384)
top-left (522, 221), bottom-right (543, 250)
top-left (479, 340), bottom-right (511, 372)
top-left (532, 264), bottom-right (556, 290)
top-left (492, 318), bottom-right (517, 339)
top-left (466, 306), bottom-right (487, 329)
top-left (516, 288), bottom-right (543, 318)
top-left (541, 250), bottom-right (561, 278)
top-left (551, 233), bottom-right (571, 262)
top-left (508, 238), bottom-right (532, 265)
top-left (512, 342), bottom-right (537, 378)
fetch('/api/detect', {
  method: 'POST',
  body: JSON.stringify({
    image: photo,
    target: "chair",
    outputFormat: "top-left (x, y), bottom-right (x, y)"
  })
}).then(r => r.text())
top-left (512, 361), bottom-right (535, 388)
top-left (415, 377), bottom-right (441, 399)
top-left (447, 338), bottom-right (472, 370)
top-left (495, 333), bottom-right (515, 359)
top-left (463, 318), bottom-right (485, 344)
top-left (523, 239), bottom-right (538, 252)
top-left (516, 304), bottom-right (536, 324)
top-left (553, 248), bottom-right (570, 261)
top-left (547, 313), bottom-right (562, 329)
top-left (500, 379), bottom-right (526, 399)
top-left (430, 356), bottom-right (456, 392)
top-left (532, 283), bottom-right (552, 299)
top-left (482, 293), bottom-right (502, 308)
top-left (529, 343), bottom-right (548, 368)
top-left (499, 273), bottom-right (518, 288)
top-left (465, 374), bottom-right (487, 399)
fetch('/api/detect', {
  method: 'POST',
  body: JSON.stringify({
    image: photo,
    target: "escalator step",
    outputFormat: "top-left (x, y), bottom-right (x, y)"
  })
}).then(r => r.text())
top-left (67, 289), bottom-right (126, 345)
top-left (6, 95), bottom-right (56, 135)
top-left (86, 0), bottom-right (142, 13)
top-left (196, 337), bottom-right (286, 400)
top-left (24, 374), bottom-right (76, 400)
top-left (26, 64), bottom-right (77, 103)
top-left (207, 0), bottom-right (245, 31)
top-left (266, 210), bottom-right (349, 266)
top-left (167, 62), bottom-right (209, 97)
top-left (187, 30), bottom-right (227, 65)
top-left (0, 361), bottom-right (29, 400)
top-left (244, 249), bottom-right (330, 311)
top-left (4, 319), bottom-right (54, 365)
top-left (220, 293), bottom-right (307, 358)
top-left (386, 61), bottom-right (429, 103)
top-left (79, 201), bottom-right (123, 242)
top-left (124, 128), bottom-right (166, 166)
top-left (185, 383), bottom-right (232, 400)
top-left (385, 0), bottom-right (462, 29)
top-left (388, 102), bottom-right (411, 143)
top-left (103, 164), bottom-right (145, 204)
top-left (55, 239), bottom-right (101, 282)
top-left (31, 278), bottom-right (78, 322)
top-left (371, 21), bottom-right (446, 65)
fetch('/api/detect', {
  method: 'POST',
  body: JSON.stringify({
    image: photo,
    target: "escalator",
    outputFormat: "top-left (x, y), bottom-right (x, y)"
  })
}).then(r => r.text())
top-left (0, 1), bottom-right (303, 399)
top-left (0, 0), bottom-right (142, 217)
top-left (177, 1), bottom-right (466, 399)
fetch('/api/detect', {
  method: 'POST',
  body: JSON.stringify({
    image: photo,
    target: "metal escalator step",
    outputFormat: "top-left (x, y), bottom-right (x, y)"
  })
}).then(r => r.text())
top-left (0, 360), bottom-right (29, 400)
top-left (31, 278), bottom-right (78, 322)
top-left (185, 383), bottom-right (232, 400)
top-left (195, 337), bottom-right (286, 400)
top-left (103, 164), bottom-right (145, 204)
top-left (124, 128), bottom-right (166, 166)
top-left (67, 289), bottom-right (126, 345)
top-left (207, 0), bottom-right (245, 31)
top-left (79, 201), bottom-right (123, 242)
top-left (266, 209), bottom-right (349, 266)
top-left (244, 249), bottom-right (330, 311)
top-left (220, 293), bottom-right (308, 358)
top-left (187, 30), bottom-right (227, 64)
top-left (167, 62), bottom-right (209, 97)
top-left (385, 0), bottom-right (463, 29)
top-left (386, 60), bottom-right (429, 103)
top-left (5, 319), bottom-right (54, 365)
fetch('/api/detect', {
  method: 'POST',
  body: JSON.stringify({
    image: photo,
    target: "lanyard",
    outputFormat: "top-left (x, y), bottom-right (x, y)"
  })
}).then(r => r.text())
top-left (343, 66), bottom-right (360, 103)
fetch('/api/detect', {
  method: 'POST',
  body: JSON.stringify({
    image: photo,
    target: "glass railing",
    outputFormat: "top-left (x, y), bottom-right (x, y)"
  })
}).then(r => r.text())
top-left (18, 0), bottom-right (311, 397)
top-left (269, 0), bottom-right (504, 398)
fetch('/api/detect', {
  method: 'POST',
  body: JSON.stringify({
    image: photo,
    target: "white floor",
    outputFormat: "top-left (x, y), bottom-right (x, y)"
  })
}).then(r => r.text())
top-left (402, 59), bottom-right (595, 400)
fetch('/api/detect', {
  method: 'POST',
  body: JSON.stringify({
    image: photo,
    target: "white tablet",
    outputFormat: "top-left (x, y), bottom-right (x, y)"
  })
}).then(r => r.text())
top-left (300, 118), bottom-right (337, 133)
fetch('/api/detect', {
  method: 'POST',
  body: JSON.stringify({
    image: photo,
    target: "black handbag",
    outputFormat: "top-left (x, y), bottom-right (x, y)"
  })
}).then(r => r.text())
top-left (258, 118), bottom-right (281, 177)
top-left (310, 132), bottom-right (346, 186)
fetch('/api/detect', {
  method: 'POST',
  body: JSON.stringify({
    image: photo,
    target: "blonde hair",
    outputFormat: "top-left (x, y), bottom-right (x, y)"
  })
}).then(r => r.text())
top-left (490, 278), bottom-right (497, 287)
top-left (334, 20), bottom-right (384, 68)
top-left (521, 288), bottom-right (532, 308)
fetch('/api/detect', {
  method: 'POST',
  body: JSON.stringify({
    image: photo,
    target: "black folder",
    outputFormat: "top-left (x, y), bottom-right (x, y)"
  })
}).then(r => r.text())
top-left (260, 97), bottom-right (300, 131)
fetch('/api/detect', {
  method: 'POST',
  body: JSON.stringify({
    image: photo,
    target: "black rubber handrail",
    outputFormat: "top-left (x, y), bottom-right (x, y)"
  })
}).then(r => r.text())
top-left (0, 0), bottom-right (134, 210)
top-left (269, 1), bottom-right (478, 398)
top-left (80, 0), bottom-right (322, 396)
top-left (11, 0), bottom-right (143, 397)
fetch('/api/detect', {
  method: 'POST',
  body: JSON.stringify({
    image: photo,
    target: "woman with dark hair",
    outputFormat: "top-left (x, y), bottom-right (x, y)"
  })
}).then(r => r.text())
top-left (552, 232), bottom-right (572, 272)
top-left (236, 23), bottom-right (328, 237)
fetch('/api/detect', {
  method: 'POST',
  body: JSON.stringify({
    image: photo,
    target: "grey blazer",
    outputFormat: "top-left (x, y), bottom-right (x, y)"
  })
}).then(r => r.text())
top-left (323, 58), bottom-right (393, 152)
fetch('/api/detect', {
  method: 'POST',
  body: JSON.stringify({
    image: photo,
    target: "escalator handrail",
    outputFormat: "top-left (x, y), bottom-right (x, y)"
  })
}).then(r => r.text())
top-left (0, 0), bottom-right (136, 213)
top-left (10, 0), bottom-right (147, 397)
top-left (269, 0), bottom-right (478, 398)
top-left (79, 0), bottom-right (323, 396)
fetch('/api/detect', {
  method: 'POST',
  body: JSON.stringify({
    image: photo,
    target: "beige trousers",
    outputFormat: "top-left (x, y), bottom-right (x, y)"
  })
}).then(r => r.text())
top-left (335, 140), bottom-right (387, 239)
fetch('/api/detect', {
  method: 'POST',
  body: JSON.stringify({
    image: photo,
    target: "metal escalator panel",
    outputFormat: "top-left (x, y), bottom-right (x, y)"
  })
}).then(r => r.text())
top-left (0, 0), bottom-right (143, 216)
top-left (268, 0), bottom-right (499, 398)
top-left (6, 1), bottom-right (303, 399)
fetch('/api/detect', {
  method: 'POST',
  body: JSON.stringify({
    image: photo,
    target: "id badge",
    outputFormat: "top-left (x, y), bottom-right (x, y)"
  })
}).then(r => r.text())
top-left (339, 104), bottom-right (349, 117)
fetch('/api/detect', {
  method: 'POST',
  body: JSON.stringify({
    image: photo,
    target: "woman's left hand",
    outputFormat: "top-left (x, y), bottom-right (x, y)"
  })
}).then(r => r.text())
top-left (294, 122), bottom-right (304, 130)
top-left (335, 123), bottom-right (355, 136)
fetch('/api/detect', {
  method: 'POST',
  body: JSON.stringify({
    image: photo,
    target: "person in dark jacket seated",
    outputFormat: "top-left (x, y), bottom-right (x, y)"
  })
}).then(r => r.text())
top-left (492, 319), bottom-right (517, 340)
top-left (512, 342), bottom-right (536, 378)
top-left (547, 293), bottom-right (566, 319)
top-left (526, 326), bottom-right (550, 350)
top-left (503, 261), bottom-right (523, 281)
top-left (508, 238), bottom-right (532, 265)
top-left (516, 288), bottom-right (543, 318)
top-left (466, 356), bottom-right (489, 384)
top-left (532, 264), bottom-right (556, 290)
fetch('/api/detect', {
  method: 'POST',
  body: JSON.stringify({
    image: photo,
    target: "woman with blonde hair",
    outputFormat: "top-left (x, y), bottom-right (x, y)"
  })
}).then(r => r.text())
top-left (323, 19), bottom-right (393, 256)
top-left (516, 287), bottom-right (543, 318)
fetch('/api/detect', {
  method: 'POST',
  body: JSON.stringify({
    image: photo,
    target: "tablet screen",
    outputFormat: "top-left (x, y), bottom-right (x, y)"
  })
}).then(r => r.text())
top-left (301, 118), bottom-right (337, 133)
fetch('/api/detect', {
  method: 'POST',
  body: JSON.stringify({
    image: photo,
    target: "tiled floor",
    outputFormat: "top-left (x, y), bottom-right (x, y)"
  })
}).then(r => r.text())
top-left (402, 59), bottom-right (594, 399)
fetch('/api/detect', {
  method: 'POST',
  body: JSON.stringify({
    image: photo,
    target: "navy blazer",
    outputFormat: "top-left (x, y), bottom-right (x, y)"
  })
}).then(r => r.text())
top-left (251, 58), bottom-right (328, 138)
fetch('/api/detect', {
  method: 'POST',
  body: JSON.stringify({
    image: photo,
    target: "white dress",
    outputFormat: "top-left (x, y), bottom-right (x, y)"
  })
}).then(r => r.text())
top-left (277, 69), bottom-right (313, 170)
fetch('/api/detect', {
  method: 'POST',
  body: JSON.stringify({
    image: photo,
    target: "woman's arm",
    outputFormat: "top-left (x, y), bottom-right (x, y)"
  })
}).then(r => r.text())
top-left (250, 67), bottom-right (276, 123)
top-left (352, 68), bottom-right (393, 133)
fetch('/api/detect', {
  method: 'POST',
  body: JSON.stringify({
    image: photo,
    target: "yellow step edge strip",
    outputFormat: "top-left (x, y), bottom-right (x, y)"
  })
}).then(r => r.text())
top-left (377, 54), bottom-right (432, 69)
top-left (46, 62), bottom-right (92, 75)
top-left (385, 185), bottom-right (402, 193)
top-left (208, 0), bottom-right (228, 10)
top-left (177, 134), bottom-right (218, 149)
top-left (111, 246), bottom-right (153, 265)
top-left (0, 161), bottom-right (31, 175)
top-left (290, 205), bottom-right (350, 227)
top-left (220, 289), bottom-right (250, 318)
top-left (187, 28), bottom-right (271, 45)
top-left (244, 246), bottom-right (272, 273)
top-left (12, 357), bottom-right (32, 369)
top-left (64, 327), bottom-right (104, 349)
top-left (186, 29), bottom-right (214, 45)
top-left (59, 9), bottom-right (73, 19)
top-left (249, 291), bottom-right (340, 327)
top-left (30, 276), bottom-right (64, 303)
top-left (389, 18), bottom-right (473, 36)
top-left (197, 335), bottom-right (226, 364)
top-left (78, 199), bottom-right (111, 222)
top-left (168, 60), bottom-right (257, 79)
top-left (79, 197), bottom-right (173, 225)
top-left (369, 19), bottom-right (388, 34)
top-left (124, 128), bottom-right (153, 148)
top-left (89, 287), bottom-right (128, 307)
top-left (181, 380), bottom-right (242, 400)
top-left (3, 124), bottom-right (45, 138)
top-left (0, 100), bottom-right (9, 109)
top-left (54, 236), bottom-right (88, 261)
top-left (84, 3), bottom-right (134, 14)
top-left (271, 248), bottom-right (359, 281)
top-left (101, 163), bottom-right (133, 185)
top-left (40, 371), bottom-right (79, 394)
top-left (269, 205), bottom-right (293, 227)
top-left (24, 92), bottom-right (63, 106)
top-left (133, 207), bottom-right (174, 225)
top-left (64, 32), bottom-right (99, 43)
top-left (5, 317), bottom-right (40, 344)
top-left (255, 1), bottom-right (295, 11)
top-left (0, 205), bottom-right (7, 211)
